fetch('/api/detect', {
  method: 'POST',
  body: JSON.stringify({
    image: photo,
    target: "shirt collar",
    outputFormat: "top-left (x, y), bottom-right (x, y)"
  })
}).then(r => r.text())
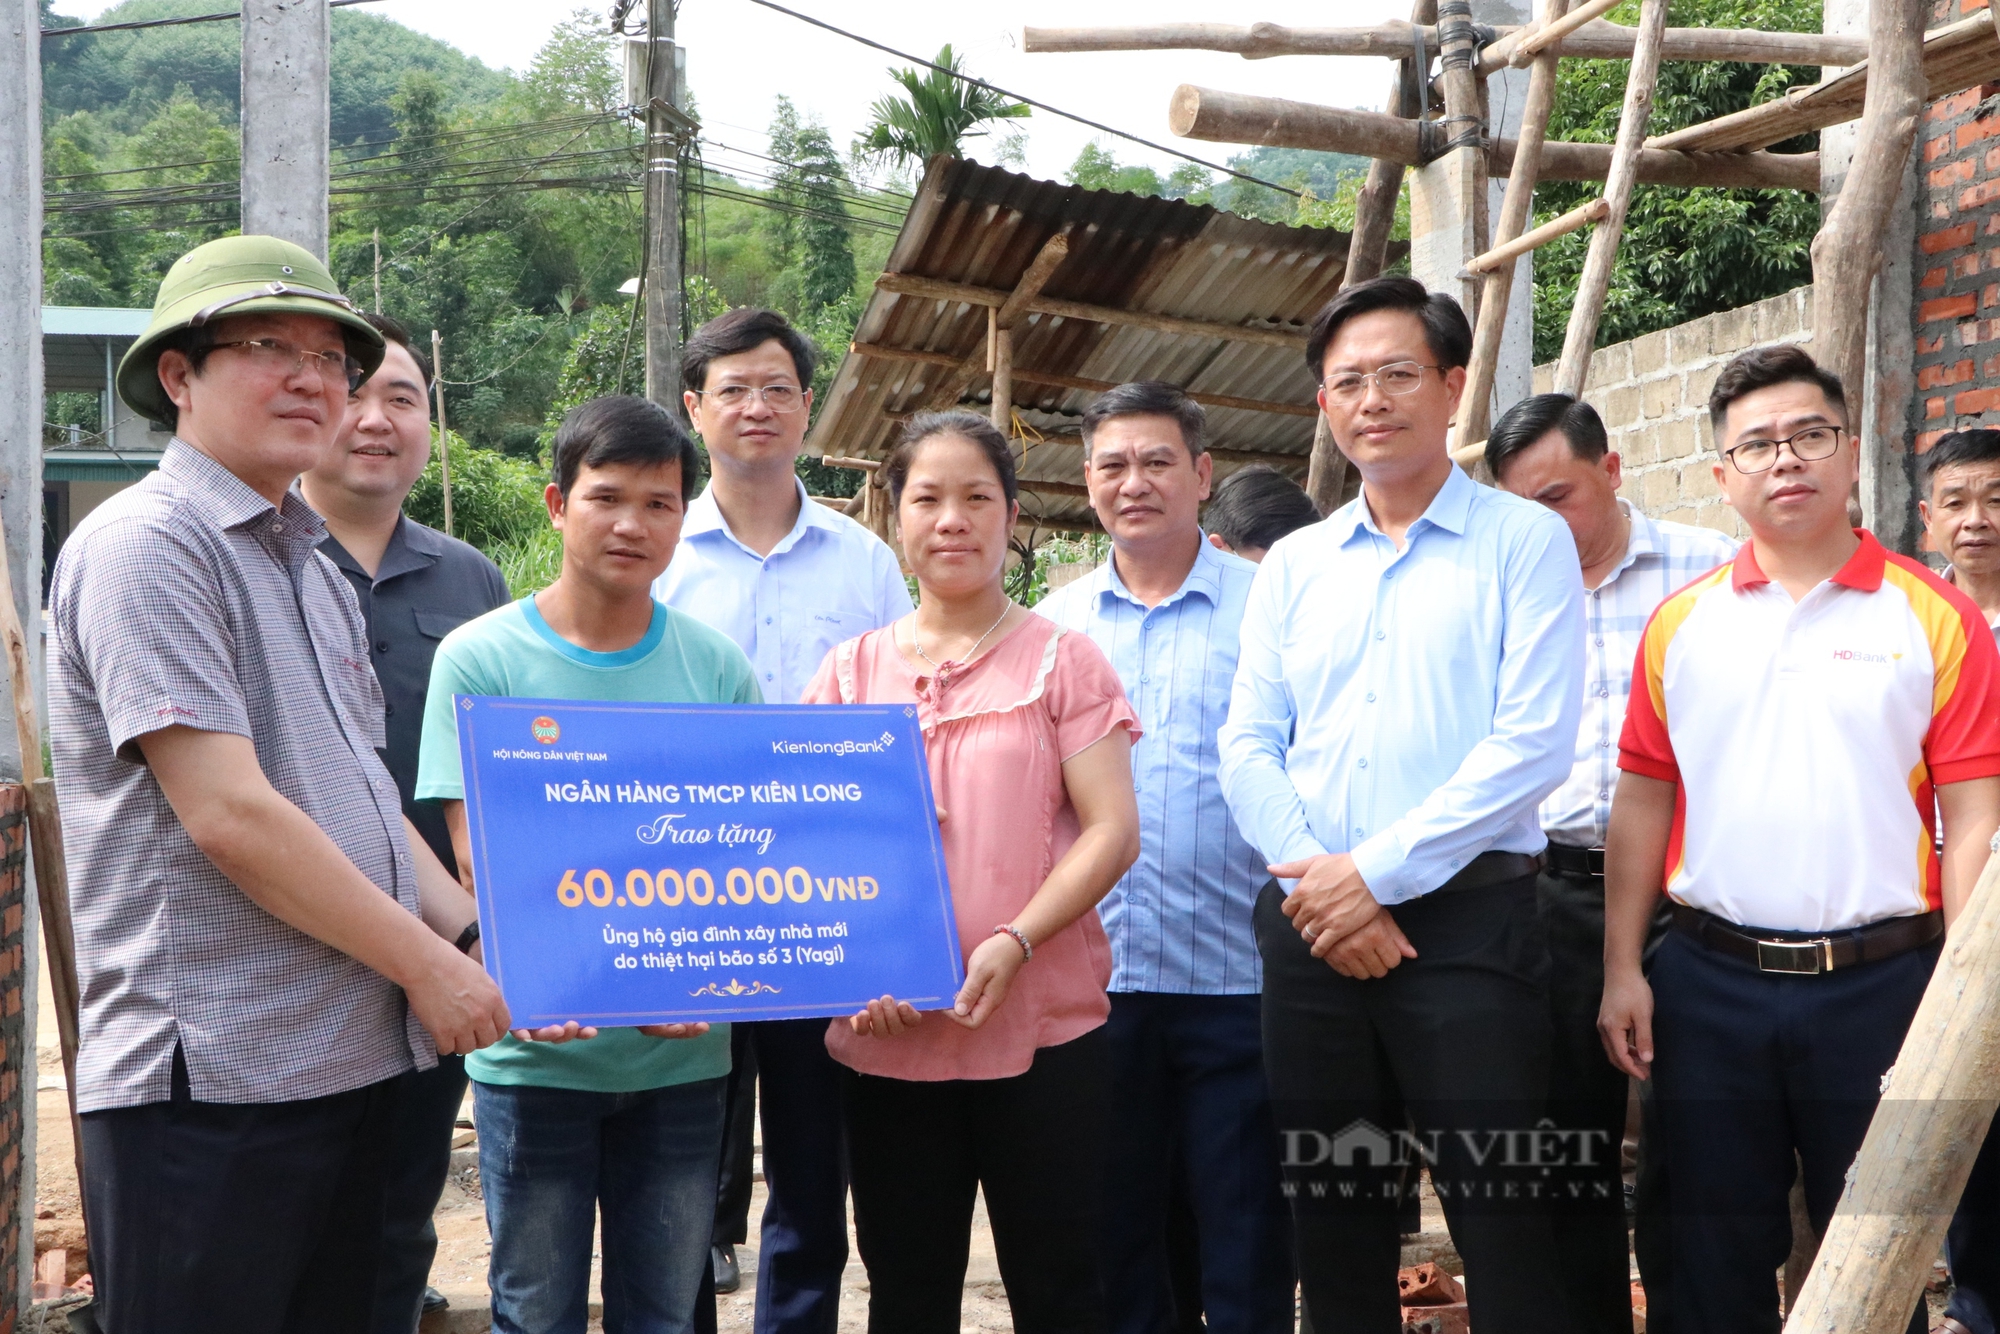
top-left (1331, 459), bottom-right (1475, 546)
top-left (1731, 528), bottom-right (1884, 593)
top-left (1095, 533), bottom-right (1227, 610)
top-left (162, 438), bottom-right (326, 542)
top-left (1597, 499), bottom-right (1656, 590)
top-left (309, 510), bottom-right (446, 585)
top-left (683, 477), bottom-right (835, 558)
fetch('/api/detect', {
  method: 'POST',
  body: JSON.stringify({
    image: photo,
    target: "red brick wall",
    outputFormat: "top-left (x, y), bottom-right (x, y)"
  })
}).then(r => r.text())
top-left (0, 786), bottom-right (27, 1328)
top-left (1915, 0), bottom-right (2000, 452)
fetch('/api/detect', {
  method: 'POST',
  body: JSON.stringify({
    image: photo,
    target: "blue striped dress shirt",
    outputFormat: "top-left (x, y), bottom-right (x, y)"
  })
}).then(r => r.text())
top-left (1218, 464), bottom-right (1586, 904)
top-left (1037, 537), bottom-right (1268, 993)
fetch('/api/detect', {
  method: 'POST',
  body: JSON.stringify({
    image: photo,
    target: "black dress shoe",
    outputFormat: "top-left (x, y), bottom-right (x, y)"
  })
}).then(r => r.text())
top-left (421, 1286), bottom-right (449, 1314)
top-left (713, 1243), bottom-right (741, 1294)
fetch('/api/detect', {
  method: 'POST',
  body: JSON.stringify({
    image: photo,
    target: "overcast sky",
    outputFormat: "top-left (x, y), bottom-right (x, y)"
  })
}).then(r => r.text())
top-left (62, 0), bottom-right (1400, 183)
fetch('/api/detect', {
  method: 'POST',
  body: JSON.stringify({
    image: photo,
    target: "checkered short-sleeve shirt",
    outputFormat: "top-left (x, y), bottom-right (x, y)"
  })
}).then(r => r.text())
top-left (50, 440), bottom-right (433, 1112)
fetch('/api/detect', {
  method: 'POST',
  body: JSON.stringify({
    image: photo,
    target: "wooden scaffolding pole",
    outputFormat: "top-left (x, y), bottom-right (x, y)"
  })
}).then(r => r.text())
top-left (1166, 89), bottom-right (1822, 190)
top-left (1785, 844), bottom-right (2000, 1330)
top-left (1552, 0), bottom-right (1670, 396)
top-left (1023, 20), bottom-right (1869, 67)
top-left (1650, 10), bottom-right (1994, 156)
top-left (1477, 0), bottom-right (1619, 71)
top-left (1346, 0), bottom-right (1436, 287)
top-left (1454, 0), bottom-right (1570, 456)
top-left (1807, 0), bottom-right (1928, 397)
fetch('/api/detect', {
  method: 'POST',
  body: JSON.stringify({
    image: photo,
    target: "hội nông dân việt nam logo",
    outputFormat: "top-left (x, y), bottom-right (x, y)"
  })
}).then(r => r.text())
top-left (531, 716), bottom-right (561, 746)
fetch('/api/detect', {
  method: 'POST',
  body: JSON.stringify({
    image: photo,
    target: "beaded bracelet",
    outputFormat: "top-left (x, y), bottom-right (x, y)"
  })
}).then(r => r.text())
top-left (993, 923), bottom-right (1032, 961)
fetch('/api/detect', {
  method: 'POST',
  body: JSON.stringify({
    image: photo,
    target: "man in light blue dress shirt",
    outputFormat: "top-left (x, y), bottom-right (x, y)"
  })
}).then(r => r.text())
top-left (1218, 278), bottom-right (1585, 1334)
top-left (652, 308), bottom-right (912, 1334)
top-left (1038, 382), bottom-right (1294, 1334)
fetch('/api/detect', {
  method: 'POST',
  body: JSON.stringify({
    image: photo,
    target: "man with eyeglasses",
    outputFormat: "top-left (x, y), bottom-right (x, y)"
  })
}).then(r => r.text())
top-left (652, 307), bottom-right (911, 1333)
top-left (48, 235), bottom-right (515, 1331)
top-left (1218, 276), bottom-right (1585, 1332)
top-left (1484, 392), bottom-right (1734, 1333)
top-left (298, 313), bottom-right (514, 1333)
top-left (1600, 345), bottom-right (2000, 1331)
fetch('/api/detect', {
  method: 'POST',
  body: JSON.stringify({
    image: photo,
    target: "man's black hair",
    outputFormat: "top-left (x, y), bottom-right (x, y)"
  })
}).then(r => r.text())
top-left (1706, 344), bottom-right (1847, 444)
top-left (682, 307), bottom-right (816, 395)
top-left (882, 411), bottom-right (1018, 509)
top-left (1303, 276), bottom-right (1472, 381)
top-left (1205, 465), bottom-right (1321, 552)
top-left (1922, 429), bottom-right (2000, 488)
top-left (1080, 381), bottom-right (1207, 459)
top-left (551, 394), bottom-right (704, 499)
top-left (362, 311), bottom-right (433, 387)
top-left (1485, 393), bottom-right (1610, 480)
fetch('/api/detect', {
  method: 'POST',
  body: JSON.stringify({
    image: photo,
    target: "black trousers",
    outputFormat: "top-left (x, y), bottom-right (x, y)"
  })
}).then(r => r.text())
top-left (1255, 874), bottom-right (1572, 1334)
top-left (1948, 1129), bottom-right (2000, 1332)
top-left (1537, 867), bottom-right (1676, 1333)
top-left (369, 1054), bottom-right (468, 1334)
top-left (1099, 992), bottom-right (1295, 1334)
top-left (81, 1047), bottom-right (399, 1334)
top-left (712, 1023), bottom-right (759, 1249)
top-left (845, 1030), bottom-right (1109, 1334)
top-left (1650, 928), bottom-right (1933, 1334)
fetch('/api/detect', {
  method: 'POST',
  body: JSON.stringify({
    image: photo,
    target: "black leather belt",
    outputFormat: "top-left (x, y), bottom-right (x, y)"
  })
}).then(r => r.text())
top-left (1670, 904), bottom-right (1943, 975)
top-left (1545, 842), bottom-right (1605, 879)
top-left (1434, 850), bottom-right (1542, 894)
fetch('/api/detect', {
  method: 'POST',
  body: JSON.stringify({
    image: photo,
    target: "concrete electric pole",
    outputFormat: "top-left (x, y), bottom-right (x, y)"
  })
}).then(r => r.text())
top-left (240, 0), bottom-right (331, 258)
top-left (1, 0), bottom-right (43, 784)
top-left (641, 0), bottom-right (693, 414)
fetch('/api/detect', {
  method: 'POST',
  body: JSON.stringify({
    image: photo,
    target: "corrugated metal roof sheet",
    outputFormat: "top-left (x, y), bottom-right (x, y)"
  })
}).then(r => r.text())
top-left (805, 157), bottom-right (1366, 533)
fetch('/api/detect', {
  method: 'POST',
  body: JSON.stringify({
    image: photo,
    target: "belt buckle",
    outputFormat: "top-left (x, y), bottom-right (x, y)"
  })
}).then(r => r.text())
top-left (1755, 937), bottom-right (1832, 974)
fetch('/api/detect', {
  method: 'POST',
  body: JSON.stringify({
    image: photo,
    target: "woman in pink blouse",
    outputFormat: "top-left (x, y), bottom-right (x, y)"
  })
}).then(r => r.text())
top-left (802, 410), bottom-right (1140, 1333)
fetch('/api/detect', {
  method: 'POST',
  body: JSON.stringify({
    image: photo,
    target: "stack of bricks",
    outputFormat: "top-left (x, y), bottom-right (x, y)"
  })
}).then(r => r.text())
top-left (1915, 0), bottom-right (2000, 455)
top-left (0, 787), bottom-right (25, 1327)
top-left (1530, 286), bottom-right (1813, 539)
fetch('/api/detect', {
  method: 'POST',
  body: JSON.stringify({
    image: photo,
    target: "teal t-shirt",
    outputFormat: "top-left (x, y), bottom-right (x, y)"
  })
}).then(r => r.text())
top-left (417, 595), bottom-right (761, 1093)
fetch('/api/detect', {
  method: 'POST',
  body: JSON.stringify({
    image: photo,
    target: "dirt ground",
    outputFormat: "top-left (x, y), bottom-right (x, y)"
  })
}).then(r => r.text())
top-left (25, 954), bottom-right (1949, 1332)
top-left (27, 952), bottom-right (1015, 1332)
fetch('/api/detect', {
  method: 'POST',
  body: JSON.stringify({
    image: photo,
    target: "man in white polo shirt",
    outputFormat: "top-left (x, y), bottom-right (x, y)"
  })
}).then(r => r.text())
top-left (1599, 345), bottom-right (2000, 1331)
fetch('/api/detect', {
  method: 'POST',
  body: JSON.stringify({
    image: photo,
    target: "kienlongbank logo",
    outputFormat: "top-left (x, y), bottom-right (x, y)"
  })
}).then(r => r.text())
top-left (770, 731), bottom-right (896, 757)
top-left (531, 716), bottom-right (562, 746)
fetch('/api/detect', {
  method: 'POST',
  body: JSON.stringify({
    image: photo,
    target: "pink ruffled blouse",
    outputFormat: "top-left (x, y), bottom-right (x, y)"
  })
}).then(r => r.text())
top-left (801, 613), bottom-right (1139, 1082)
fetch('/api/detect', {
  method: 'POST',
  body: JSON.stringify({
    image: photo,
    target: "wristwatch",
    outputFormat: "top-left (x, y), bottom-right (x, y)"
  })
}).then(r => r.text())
top-left (454, 919), bottom-right (481, 954)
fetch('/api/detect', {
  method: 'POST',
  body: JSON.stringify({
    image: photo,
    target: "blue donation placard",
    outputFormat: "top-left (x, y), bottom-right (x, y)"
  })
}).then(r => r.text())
top-left (454, 695), bottom-right (963, 1026)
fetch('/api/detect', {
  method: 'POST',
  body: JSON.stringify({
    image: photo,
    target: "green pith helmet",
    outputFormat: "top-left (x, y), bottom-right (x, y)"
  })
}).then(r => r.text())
top-left (116, 234), bottom-right (386, 426)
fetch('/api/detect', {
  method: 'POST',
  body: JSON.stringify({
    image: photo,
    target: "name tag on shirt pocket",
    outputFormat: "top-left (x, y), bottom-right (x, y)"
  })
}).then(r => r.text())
top-left (414, 610), bottom-right (469, 641)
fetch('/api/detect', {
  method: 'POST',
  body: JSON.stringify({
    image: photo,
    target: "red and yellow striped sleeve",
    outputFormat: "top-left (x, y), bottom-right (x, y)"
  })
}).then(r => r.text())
top-left (1884, 555), bottom-right (2000, 784)
top-left (1618, 570), bottom-right (1724, 784)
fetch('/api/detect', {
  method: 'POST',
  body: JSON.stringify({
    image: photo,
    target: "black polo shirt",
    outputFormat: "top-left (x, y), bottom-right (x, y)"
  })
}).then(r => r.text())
top-left (319, 515), bottom-right (511, 876)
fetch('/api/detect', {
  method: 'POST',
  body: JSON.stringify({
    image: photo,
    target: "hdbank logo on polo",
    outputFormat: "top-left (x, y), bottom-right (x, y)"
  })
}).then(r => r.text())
top-left (1830, 649), bottom-right (1899, 665)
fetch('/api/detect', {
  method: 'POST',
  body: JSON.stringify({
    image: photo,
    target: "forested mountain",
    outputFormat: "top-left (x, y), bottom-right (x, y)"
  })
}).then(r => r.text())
top-left (40, 0), bottom-right (511, 143)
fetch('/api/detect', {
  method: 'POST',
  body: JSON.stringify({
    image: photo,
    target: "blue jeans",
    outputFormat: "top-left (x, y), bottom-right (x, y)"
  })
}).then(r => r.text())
top-left (475, 1077), bottom-right (727, 1334)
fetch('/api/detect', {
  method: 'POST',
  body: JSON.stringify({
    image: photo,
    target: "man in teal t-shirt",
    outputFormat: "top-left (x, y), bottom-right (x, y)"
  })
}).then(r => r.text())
top-left (416, 395), bottom-right (757, 1334)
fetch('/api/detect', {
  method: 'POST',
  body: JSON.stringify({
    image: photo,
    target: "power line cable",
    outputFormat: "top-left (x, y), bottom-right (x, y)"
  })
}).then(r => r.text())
top-left (735, 0), bottom-right (1302, 198)
top-left (42, 0), bottom-right (385, 39)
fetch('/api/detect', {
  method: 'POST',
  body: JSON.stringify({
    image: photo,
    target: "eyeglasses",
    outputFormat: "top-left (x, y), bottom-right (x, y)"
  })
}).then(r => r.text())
top-left (695, 384), bottom-right (805, 413)
top-left (1723, 425), bottom-right (1845, 475)
top-left (210, 337), bottom-right (364, 392)
top-left (1321, 361), bottom-right (1440, 403)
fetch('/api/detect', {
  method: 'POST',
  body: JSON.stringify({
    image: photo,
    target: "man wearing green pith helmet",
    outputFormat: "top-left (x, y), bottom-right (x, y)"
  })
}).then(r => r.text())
top-left (47, 235), bottom-right (540, 1333)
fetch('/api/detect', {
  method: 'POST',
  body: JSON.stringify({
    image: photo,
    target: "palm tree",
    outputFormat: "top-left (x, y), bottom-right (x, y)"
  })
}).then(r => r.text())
top-left (857, 45), bottom-right (1030, 172)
